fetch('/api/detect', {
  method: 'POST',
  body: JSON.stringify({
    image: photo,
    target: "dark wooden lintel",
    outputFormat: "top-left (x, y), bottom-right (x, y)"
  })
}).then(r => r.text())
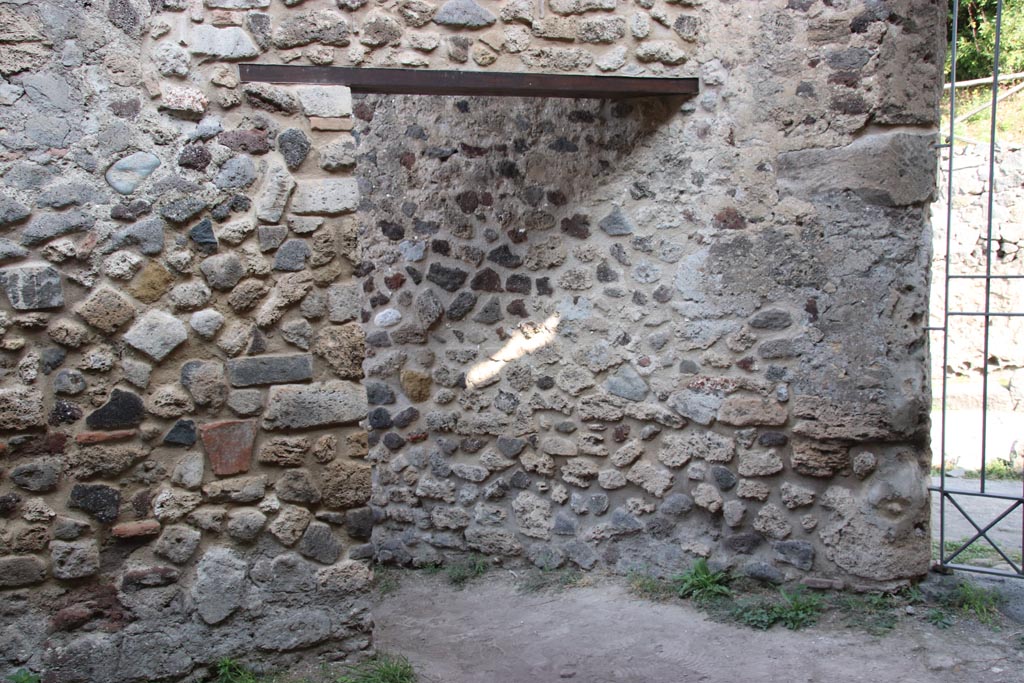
top-left (238, 64), bottom-right (699, 99)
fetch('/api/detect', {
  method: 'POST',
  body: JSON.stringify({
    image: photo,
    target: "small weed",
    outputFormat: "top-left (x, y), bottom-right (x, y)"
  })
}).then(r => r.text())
top-left (214, 659), bottom-right (260, 683)
top-left (836, 592), bottom-right (898, 635)
top-left (673, 559), bottom-right (731, 604)
top-left (729, 588), bottom-right (823, 631)
top-left (373, 566), bottom-right (401, 596)
top-left (627, 571), bottom-right (677, 601)
top-left (947, 581), bottom-right (1004, 626)
top-left (776, 588), bottom-right (823, 630)
top-left (517, 568), bottom-right (584, 593)
top-left (5, 670), bottom-right (41, 683)
top-left (336, 654), bottom-right (417, 683)
top-left (419, 563), bottom-right (442, 576)
top-left (926, 608), bottom-right (954, 629)
top-left (445, 556), bottom-right (489, 589)
top-left (901, 585), bottom-right (925, 605)
top-left (733, 600), bottom-right (779, 631)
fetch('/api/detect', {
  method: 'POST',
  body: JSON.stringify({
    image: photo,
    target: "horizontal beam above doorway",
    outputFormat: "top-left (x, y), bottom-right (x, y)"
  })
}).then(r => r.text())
top-left (238, 64), bottom-right (699, 99)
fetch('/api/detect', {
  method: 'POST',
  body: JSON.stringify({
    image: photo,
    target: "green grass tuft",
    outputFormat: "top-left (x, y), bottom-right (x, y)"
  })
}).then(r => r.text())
top-left (627, 571), bottom-right (677, 601)
top-left (444, 556), bottom-right (489, 589)
top-left (673, 559), bottom-right (732, 604)
top-left (214, 659), bottom-right (260, 683)
top-left (836, 592), bottom-right (898, 635)
top-left (373, 566), bottom-right (401, 596)
top-left (517, 567), bottom-right (584, 594)
top-left (946, 581), bottom-right (1004, 626)
top-left (336, 654), bottom-right (417, 683)
top-left (5, 670), bottom-right (41, 683)
top-left (926, 608), bottom-right (954, 629)
top-left (728, 588), bottom-right (824, 631)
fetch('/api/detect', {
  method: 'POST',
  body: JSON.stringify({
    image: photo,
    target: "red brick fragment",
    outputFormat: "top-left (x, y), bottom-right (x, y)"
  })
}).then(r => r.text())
top-left (199, 419), bottom-right (257, 476)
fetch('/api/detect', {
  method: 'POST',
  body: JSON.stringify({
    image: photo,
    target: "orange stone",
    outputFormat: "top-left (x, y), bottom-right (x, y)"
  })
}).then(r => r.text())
top-left (199, 419), bottom-right (258, 476)
top-left (76, 429), bottom-right (137, 445)
top-left (111, 519), bottom-right (161, 538)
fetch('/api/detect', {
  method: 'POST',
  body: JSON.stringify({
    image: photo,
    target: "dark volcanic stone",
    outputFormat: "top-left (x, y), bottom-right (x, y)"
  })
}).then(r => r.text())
top-left (561, 214), bottom-right (591, 239)
top-left (596, 261), bottom-right (619, 283)
top-left (724, 532), bottom-right (763, 554)
top-left (189, 219), bottom-right (218, 253)
top-left (278, 128), bottom-right (311, 170)
top-left (506, 299), bottom-right (527, 317)
top-left (472, 297), bottom-right (502, 324)
top-left (447, 291), bottom-right (477, 320)
top-left (40, 346), bottom-right (66, 374)
top-left (178, 144), bottom-right (212, 170)
top-left (164, 419), bottom-right (197, 447)
top-left (506, 274), bottom-right (531, 293)
top-left (211, 195), bottom-right (251, 222)
top-left (536, 278), bottom-right (553, 296)
top-left (345, 507), bottom-right (374, 541)
top-left (426, 263), bottom-right (469, 292)
top-left (68, 483), bottom-right (121, 524)
top-left (111, 199), bottom-right (151, 221)
top-left (366, 382), bottom-right (396, 405)
top-left (49, 400), bottom-right (83, 426)
top-left (496, 436), bottom-right (526, 457)
top-left (0, 493), bottom-right (21, 517)
top-left (219, 129), bottom-right (271, 155)
top-left (160, 197), bottom-right (207, 224)
top-left (653, 285), bottom-right (673, 303)
top-left (226, 354), bottom-right (314, 387)
top-left (454, 190), bottom-right (479, 213)
top-left (382, 432), bottom-right (406, 451)
top-left (486, 245), bottom-right (523, 269)
top-left (749, 308), bottom-right (793, 330)
top-left (380, 221), bottom-right (404, 241)
top-left (86, 388), bottom-right (144, 430)
top-left (368, 407), bottom-right (393, 430)
top-left (392, 407), bottom-right (420, 428)
top-left (470, 268), bottom-right (503, 292)
top-left (758, 431), bottom-right (789, 447)
top-left (711, 465), bottom-right (738, 491)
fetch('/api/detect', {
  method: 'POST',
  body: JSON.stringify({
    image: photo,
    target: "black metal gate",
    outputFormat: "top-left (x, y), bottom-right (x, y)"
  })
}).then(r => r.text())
top-left (932, 0), bottom-right (1024, 578)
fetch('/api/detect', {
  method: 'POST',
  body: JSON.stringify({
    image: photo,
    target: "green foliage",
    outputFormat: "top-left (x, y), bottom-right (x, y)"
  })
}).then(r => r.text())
top-left (444, 556), bottom-right (489, 589)
top-left (517, 567), bottom-right (584, 593)
top-left (627, 571), bottom-right (677, 601)
top-left (776, 588), bottom-right (824, 630)
top-left (5, 670), bottom-right (41, 683)
top-left (673, 559), bottom-right (732, 604)
top-left (373, 566), bottom-right (401, 596)
top-left (336, 654), bottom-right (417, 683)
top-left (949, 0), bottom-right (1024, 81)
top-left (729, 588), bottom-right (823, 631)
top-left (733, 600), bottom-right (780, 631)
top-left (946, 581), bottom-right (1005, 625)
top-left (214, 659), bottom-right (260, 683)
top-left (926, 608), bottom-right (954, 629)
top-left (836, 593), bottom-right (898, 635)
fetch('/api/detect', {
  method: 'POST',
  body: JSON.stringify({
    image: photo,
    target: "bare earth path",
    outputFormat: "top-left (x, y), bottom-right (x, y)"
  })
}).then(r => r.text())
top-left (375, 573), bottom-right (1024, 683)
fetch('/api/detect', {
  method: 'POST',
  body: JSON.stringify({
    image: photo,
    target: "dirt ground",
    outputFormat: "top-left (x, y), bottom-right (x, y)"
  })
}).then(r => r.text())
top-left (374, 571), bottom-right (1024, 683)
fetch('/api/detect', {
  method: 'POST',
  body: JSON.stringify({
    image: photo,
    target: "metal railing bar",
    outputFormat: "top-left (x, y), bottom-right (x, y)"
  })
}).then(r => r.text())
top-left (947, 311), bottom-right (1024, 317)
top-left (978, 0), bottom-right (1005, 495)
top-left (929, 489), bottom-right (1024, 505)
top-left (939, 0), bottom-right (961, 569)
top-left (948, 274), bottom-right (1024, 279)
top-left (941, 495), bottom-right (1022, 571)
top-left (941, 563), bottom-right (1024, 578)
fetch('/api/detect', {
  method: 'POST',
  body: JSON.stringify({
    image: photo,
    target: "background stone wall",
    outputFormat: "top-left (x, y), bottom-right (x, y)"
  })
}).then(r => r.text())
top-left (0, 0), bottom-right (944, 681)
top-left (931, 143), bottom-right (1024, 392)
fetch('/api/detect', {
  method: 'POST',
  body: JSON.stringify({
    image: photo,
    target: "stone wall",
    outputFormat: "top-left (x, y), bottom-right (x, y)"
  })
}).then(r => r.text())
top-left (931, 142), bottom-right (1024, 400)
top-left (0, 0), bottom-right (945, 681)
